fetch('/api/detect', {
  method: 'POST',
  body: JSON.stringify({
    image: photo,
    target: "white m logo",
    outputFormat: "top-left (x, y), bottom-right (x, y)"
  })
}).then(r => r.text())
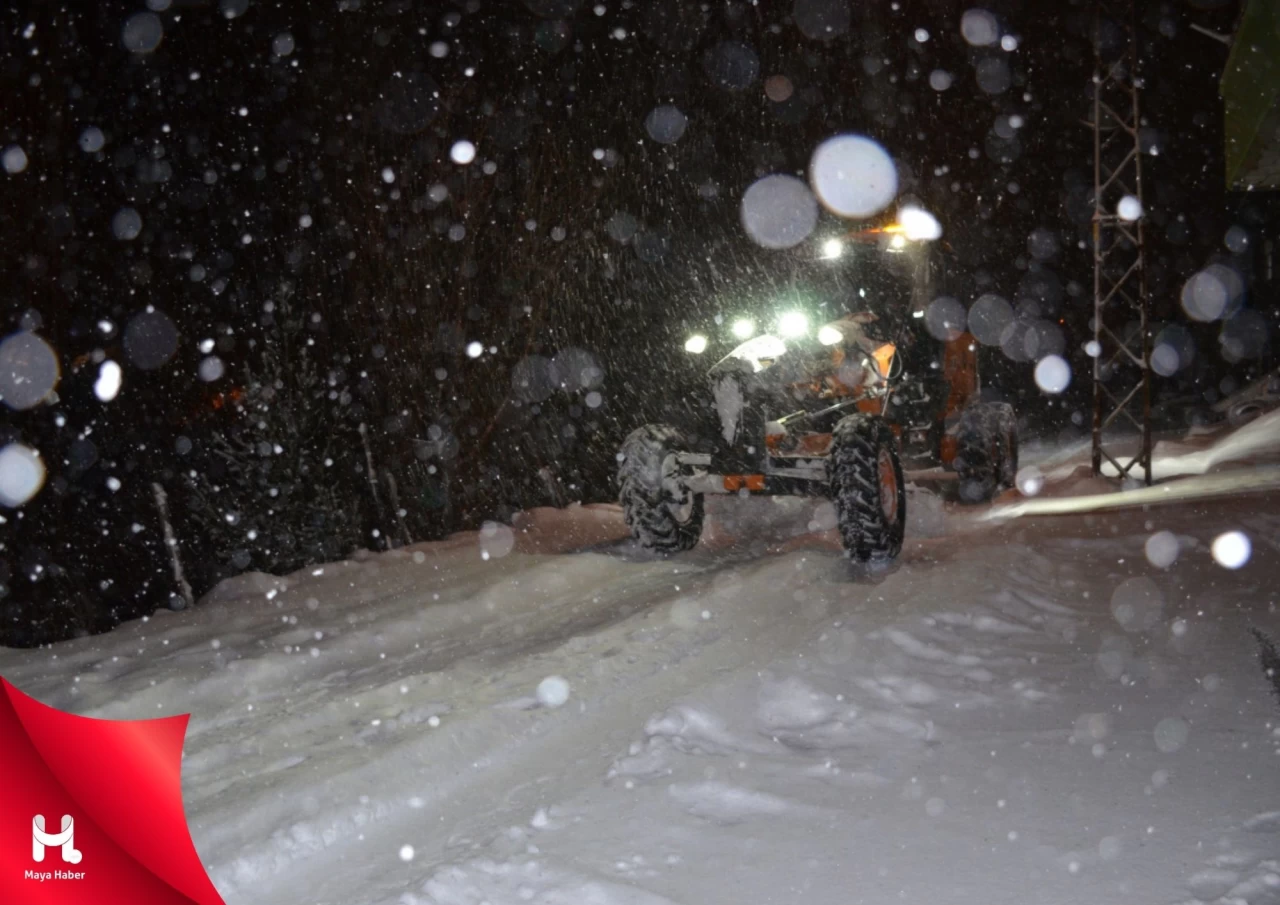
top-left (32, 814), bottom-right (82, 864)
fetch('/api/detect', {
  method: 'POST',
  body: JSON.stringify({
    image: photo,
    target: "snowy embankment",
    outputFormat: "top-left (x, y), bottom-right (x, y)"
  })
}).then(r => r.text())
top-left (999, 408), bottom-right (1280, 521)
top-left (1137, 407), bottom-right (1280, 480)
top-left (1017, 407), bottom-right (1280, 489)
top-left (3, 479), bottom-right (1280, 905)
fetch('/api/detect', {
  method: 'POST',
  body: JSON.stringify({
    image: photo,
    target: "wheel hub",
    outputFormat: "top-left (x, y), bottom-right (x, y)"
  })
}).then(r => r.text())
top-left (662, 455), bottom-right (695, 524)
top-left (878, 448), bottom-right (900, 523)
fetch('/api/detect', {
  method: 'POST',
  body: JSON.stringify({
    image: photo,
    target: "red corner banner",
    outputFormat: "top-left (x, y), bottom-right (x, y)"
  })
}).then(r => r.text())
top-left (0, 677), bottom-right (225, 905)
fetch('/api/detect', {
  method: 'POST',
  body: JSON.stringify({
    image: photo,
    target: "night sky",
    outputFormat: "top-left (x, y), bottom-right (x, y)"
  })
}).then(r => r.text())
top-left (0, 0), bottom-right (1272, 645)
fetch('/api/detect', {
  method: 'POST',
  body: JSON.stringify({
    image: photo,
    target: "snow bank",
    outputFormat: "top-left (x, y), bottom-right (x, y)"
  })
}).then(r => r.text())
top-left (991, 467), bottom-right (1280, 521)
top-left (905, 483), bottom-right (947, 538)
top-left (1010, 409), bottom-right (1280, 516)
top-left (1088, 408), bottom-right (1280, 482)
top-left (701, 494), bottom-right (823, 550)
top-left (1139, 406), bottom-right (1280, 479)
top-left (512, 502), bottom-right (629, 553)
top-left (994, 410), bottom-right (1280, 519)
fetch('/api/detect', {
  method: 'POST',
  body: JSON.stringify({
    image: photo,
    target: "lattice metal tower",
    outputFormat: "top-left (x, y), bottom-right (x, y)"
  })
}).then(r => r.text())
top-left (1090, 0), bottom-right (1153, 484)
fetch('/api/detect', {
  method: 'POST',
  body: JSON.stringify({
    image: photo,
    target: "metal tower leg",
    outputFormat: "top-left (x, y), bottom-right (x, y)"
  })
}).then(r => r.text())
top-left (1090, 0), bottom-right (1153, 485)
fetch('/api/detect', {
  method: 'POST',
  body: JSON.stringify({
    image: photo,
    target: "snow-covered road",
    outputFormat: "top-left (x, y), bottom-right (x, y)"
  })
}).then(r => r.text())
top-left (3, 486), bottom-right (1280, 905)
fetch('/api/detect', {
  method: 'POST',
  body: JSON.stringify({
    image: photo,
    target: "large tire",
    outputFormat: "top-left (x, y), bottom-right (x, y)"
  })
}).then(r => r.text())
top-left (955, 402), bottom-right (1016, 502)
top-left (617, 424), bottom-right (704, 554)
top-left (827, 414), bottom-right (906, 565)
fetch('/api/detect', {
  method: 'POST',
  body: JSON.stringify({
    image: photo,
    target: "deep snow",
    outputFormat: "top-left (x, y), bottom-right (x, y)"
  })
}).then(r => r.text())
top-left (3, 443), bottom-right (1280, 905)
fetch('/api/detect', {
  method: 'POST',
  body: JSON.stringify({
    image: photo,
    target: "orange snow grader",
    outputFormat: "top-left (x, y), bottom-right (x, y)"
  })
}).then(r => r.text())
top-left (617, 255), bottom-right (1016, 565)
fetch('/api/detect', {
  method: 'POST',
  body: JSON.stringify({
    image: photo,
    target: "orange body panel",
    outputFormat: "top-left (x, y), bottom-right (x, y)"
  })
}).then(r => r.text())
top-left (723, 474), bottom-right (766, 492)
top-left (871, 343), bottom-right (897, 379)
top-left (940, 433), bottom-right (959, 466)
top-left (942, 332), bottom-right (979, 417)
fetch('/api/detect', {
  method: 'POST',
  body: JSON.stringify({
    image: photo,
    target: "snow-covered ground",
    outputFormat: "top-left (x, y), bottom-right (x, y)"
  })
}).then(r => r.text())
top-left (4, 440), bottom-right (1280, 905)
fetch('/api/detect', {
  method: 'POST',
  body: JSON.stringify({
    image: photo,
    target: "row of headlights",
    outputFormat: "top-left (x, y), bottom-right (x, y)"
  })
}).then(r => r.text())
top-left (684, 312), bottom-right (845, 354)
top-left (680, 214), bottom-right (943, 356)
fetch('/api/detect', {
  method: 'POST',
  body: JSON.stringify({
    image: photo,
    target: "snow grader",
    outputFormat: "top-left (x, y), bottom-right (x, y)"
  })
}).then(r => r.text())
top-left (616, 233), bottom-right (1018, 565)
